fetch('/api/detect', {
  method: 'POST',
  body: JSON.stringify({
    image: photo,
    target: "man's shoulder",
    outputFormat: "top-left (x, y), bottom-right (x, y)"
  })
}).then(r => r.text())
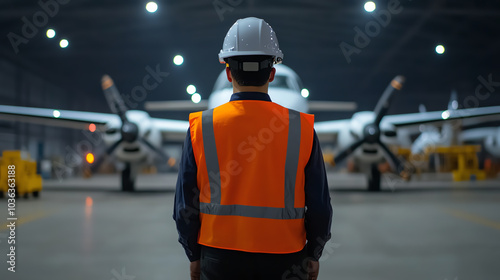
top-left (188, 111), bottom-right (204, 122)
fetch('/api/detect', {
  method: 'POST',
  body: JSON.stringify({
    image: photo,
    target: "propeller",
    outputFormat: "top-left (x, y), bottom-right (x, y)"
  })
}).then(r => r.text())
top-left (140, 138), bottom-right (169, 162)
top-left (333, 75), bottom-right (410, 177)
top-left (90, 75), bottom-right (169, 173)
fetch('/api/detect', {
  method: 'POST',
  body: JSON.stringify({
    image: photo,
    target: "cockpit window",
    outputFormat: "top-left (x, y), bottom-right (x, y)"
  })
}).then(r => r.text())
top-left (269, 75), bottom-right (288, 89)
top-left (272, 75), bottom-right (302, 92)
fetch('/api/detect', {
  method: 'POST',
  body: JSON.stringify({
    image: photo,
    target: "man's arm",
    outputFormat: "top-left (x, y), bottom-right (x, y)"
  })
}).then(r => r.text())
top-left (304, 130), bottom-right (333, 261)
top-left (173, 129), bottom-right (202, 262)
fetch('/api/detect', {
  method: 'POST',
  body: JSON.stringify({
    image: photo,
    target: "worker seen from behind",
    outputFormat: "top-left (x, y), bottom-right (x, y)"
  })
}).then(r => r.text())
top-left (174, 17), bottom-right (333, 280)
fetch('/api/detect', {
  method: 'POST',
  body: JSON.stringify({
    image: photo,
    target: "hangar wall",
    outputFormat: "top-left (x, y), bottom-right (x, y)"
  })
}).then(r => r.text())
top-left (0, 58), bottom-right (79, 164)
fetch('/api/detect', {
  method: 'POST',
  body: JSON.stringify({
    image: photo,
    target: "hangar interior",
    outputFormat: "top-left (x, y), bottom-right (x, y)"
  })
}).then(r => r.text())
top-left (0, 0), bottom-right (500, 279)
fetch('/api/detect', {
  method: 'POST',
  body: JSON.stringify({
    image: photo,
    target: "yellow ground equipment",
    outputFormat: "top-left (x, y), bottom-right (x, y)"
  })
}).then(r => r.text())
top-left (425, 145), bottom-right (486, 182)
top-left (0, 150), bottom-right (43, 198)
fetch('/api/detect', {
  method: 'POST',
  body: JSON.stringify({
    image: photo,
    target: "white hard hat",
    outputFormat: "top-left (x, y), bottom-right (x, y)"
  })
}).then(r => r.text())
top-left (218, 17), bottom-right (283, 64)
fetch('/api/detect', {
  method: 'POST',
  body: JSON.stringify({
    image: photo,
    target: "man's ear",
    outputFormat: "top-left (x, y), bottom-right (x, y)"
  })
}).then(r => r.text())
top-left (269, 67), bottom-right (276, 83)
top-left (225, 66), bottom-right (233, 83)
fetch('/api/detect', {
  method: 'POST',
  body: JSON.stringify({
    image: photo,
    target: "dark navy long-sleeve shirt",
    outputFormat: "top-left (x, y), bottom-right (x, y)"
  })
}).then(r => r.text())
top-left (173, 92), bottom-right (332, 262)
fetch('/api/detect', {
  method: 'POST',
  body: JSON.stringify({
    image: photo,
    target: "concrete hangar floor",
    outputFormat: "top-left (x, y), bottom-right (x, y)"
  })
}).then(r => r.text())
top-left (1, 172), bottom-right (500, 280)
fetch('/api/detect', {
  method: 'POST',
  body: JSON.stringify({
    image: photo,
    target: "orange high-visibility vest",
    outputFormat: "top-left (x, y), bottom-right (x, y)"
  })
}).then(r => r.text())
top-left (189, 99), bottom-right (314, 254)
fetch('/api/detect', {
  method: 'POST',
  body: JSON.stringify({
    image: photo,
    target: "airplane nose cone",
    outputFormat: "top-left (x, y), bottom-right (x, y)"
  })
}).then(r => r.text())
top-left (121, 122), bottom-right (139, 143)
top-left (364, 124), bottom-right (380, 144)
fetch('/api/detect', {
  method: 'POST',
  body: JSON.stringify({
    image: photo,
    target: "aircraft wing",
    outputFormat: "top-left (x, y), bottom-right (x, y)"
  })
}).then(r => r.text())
top-left (151, 118), bottom-right (190, 142)
top-left (0, 104), bottom-right (191, 141)
top-left (0, 105), bottom-right (118, 130)
top-left (383, 106), bottom-right (500, 128)
top-left (307, 101), bottom-right (357, 112)
top-left (145, 100), bottom-right (208, 112)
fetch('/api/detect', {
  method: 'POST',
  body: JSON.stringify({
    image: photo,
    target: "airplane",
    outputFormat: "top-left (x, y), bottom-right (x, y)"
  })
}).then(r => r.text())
top-left (0, 75), bottom-right (190, 191)
top-left (313, 80), bottom-right (500, 191)
top-left (0, 65), bottom-right (356, 192)
top-left (2, 65), bottom-right (500, 192)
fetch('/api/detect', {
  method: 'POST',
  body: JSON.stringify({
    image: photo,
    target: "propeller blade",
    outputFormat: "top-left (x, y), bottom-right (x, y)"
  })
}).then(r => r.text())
top-left (140, 138), bottom-right (169, 161)
top-left (90, 139), bottom-right (123, 173)
top-left (377, 139), bottom-right (410, 177)
top-left (373, 75), bottom-right (405, 126)
top-left (101, 75), bottom-right (128, 123)
top-left (333, 138), bottom-right (365, 165)
top-left (106, 138), bottom-right (123, 155)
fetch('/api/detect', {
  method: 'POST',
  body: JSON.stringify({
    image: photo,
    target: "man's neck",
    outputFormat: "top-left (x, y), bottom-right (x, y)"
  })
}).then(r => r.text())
top-left (232, 81), bottom-right (269, 94)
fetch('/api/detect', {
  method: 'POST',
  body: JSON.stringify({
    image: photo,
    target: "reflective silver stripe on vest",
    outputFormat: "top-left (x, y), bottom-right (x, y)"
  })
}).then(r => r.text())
top-left (200, 203), bottom-right (305, 220)
top-left (201, 108), bottom-right (305, 220)
top-left (202, 109), bottom-right (221, 204)
top-left (284, 109), bottom-right (301, 219)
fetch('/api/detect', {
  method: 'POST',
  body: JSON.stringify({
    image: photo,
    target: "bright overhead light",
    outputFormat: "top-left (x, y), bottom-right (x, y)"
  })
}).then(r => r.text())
top-left (301, 88), bottom-right (310, 98)
top-left (46, 29), bottom-right (55, 39)
top-left (187, 85), bottom-right (196, 95)
top-left (59, 39), bottom-right (69, 48)
top-left (53, 110), bottom-right (61, 118)
top-left (364, 1), bottom-right (376, 12)
top-left (435, 44), bottom-right (445, 54)
top-left (146, 2), bottom-right (158, 13)
top-left (191, 93), bottom-right (201, 104)
top-left (173, 55), bottom-right (184, 66)
top-left (441, 110), bottom-right (450, 120)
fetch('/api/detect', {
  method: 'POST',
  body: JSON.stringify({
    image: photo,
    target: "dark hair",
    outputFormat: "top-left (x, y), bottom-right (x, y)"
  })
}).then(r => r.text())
top-left (226, 55), bottom-right (274, 87)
